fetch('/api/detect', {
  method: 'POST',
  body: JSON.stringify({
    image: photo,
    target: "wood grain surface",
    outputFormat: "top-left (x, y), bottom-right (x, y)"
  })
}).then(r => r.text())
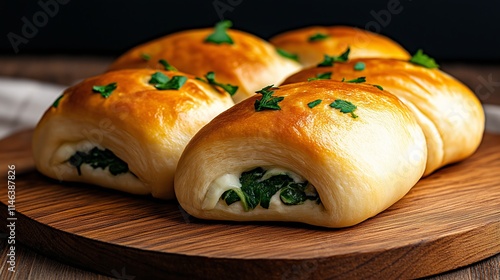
top-left (0, 129), bottom-right (499, 279)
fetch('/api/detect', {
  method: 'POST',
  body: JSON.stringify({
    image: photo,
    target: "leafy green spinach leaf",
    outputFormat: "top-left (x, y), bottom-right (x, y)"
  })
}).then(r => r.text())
top-left (68, 147), bottom-right (129, 176)
top-left (220, 167), bottom-right (319, 211)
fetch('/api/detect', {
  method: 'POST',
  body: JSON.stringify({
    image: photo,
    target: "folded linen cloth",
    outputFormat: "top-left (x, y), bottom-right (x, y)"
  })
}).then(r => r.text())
top-left (0, 77), bottom-right (65, 139)
top-left (484, 104), bottom-right (500, 134)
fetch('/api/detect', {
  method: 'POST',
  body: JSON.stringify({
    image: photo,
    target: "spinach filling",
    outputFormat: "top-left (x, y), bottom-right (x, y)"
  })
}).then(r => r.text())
top-left (220, 167), bottom-right (320, 211)
top-left (68, 147), bottom-right (129, 176)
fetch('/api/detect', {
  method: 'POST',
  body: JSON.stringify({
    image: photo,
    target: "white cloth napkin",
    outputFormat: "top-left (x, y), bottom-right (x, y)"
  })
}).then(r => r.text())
top-left (0, 77), bottom-right (499, 139)
top-left (484, 104), bottom-right (500, 134)
top-left (0, 77), bottom-right (65, 139)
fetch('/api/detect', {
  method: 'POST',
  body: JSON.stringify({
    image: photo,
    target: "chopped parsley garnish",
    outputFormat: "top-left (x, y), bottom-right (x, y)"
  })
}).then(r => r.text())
top-left (159, 59), bottom-right (177, 71)
top-left (156, 76), bottom-right (187, 90)
top-left (318, 55), bottom-right (335, 67)
top-left (344, 76), bottom-right (366, 83)
top-left (373, 84), bottom-right (384, 91)
top-left (197, 71), bottom-right (238, 96)
top-left (276, 48), bottom-right (299, 62)
top-left (308, 72), bottom-right (332, 81)
top-left (409, 49), bottom-right (439, 69)
top-left (52, 94), bottom-right (64, 108)
top-left (92, 82), bottom-right (117, 98)
top-left (308, 33), bottom-right (330, 42)
top-left (254, 85), bottom-right (284, 111)
top-left (307, 99), bottom-right (322, 108)
top-left (354, 61), bottom-right (365, 71)
top-left (317, 47), bottom-right (350, 67)
top-left (330, 99), bottom-right (358, 118)
top-left (338, 47), bottom-right (351, 61)
top-left (205, 20), bottom-right (234, 45)
top-left (220, 167), bottom-right (320, 211)
top-left (68, 147), bottom-right (129, 176)
top-left (149, 72), bottom-right (169, 84)
top-left (141, 53), bottom-right (151, 61)
top-left (148, 72), bottom-right (187, 90)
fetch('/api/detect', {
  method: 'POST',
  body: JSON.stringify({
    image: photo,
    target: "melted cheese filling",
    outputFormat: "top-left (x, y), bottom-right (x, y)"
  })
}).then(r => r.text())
top-left (202, 167), bottom-right (319, 210)
top-left (53, 141), bottom-right (140, 183)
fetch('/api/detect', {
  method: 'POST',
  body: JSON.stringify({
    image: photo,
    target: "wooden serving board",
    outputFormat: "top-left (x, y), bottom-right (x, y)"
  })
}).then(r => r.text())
top-left (1, 130), bottom-right (499, 280)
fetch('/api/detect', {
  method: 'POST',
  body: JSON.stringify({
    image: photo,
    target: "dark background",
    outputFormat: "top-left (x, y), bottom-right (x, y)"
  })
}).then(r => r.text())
top-left (1, 0), bottom-right (499, 62)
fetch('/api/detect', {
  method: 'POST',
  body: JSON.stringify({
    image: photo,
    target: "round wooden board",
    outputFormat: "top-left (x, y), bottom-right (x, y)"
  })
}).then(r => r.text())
top-left (1, 130), bottom-right (499, 279)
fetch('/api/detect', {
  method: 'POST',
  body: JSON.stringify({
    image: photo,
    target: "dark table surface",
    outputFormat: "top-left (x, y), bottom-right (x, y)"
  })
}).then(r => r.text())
top-left (0, 56), bottom-right (499, 279)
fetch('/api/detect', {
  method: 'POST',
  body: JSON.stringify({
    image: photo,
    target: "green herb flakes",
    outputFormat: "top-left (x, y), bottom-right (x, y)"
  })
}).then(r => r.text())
top-left (254, 85), bottom-right (284, 111)
top-left (307, 99), bottom-right (322, 108)
top-left (317, 55), bottom-right (334, 67)
top-left (197, 71), bottom-right (238, 96)
top-left (155, 76), bottom-right (187, 90)
top-left (330, 99), bottom-right (358, 118)
top-left (308, 72), bottom-right (332, 82)
top-left (338, 47), bottom-right (351, 62)
top-left (92, 82), bottom-right (117, 98)
top-left (205, 20), bottom-right (234, 45)
top-left (149, 72), bottom-right (187, 90)
top-left (317, 47), bottom-right (350, 67)
top-left (141, 53), bottom-right (151, 61)
top-left (308, 33), bottom-right (330, 42)
top-left (149, 72), bottom-right (169, 84)
top-left (52, 94), bottom-right (64, 108)
top-left (354, 61), bottom-right (365, 71)
top-left (159, 59), bottom-right (177, 71)
top-left (276, 48), bottom-right (299, 62)
top-left (409, 49), bottom-right (439, 69)
top-left (344, 76), bottom-right (366, 83)
top-left (373, 84), bottom-right (384, 91)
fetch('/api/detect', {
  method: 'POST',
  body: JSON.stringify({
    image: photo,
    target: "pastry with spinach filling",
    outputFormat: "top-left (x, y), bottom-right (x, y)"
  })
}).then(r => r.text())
top-left (269, 26), bottom-right (410, 68)
top-left (174, 81), bottom-right (427, 228)
top-left (108, 20), bottom-right (302, 103)
top-left (220, 167), bottom-right (320, 211)
top-left (32, 68), bottom-right (234, 199)
top-left (282, 57), bottom-right (485, 176)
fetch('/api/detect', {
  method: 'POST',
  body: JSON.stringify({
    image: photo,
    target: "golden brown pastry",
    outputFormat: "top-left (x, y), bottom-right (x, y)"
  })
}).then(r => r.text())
top-left (174, 81), bottom-right (427, 228)
top-left (282, 58), bottom-right (485, 175)
top-left (108, 21), bottom-right (302, 103)
top-left (270, 26), bottom-right (410, 67)
top-left (33, 69), bottom-right (234, 199)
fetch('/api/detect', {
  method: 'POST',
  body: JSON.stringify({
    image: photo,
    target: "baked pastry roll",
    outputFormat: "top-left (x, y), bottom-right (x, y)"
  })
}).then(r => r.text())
top-left (270, 26), bottom-right (410, 68)
top-left (33, 69), bottom-right (234, 199)
top-left (108, 21), bottom-right (301, 103)
top-left (282, 58), bottom-right (485, 175)
top-left (174, 81), bottom-right (427, 228)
